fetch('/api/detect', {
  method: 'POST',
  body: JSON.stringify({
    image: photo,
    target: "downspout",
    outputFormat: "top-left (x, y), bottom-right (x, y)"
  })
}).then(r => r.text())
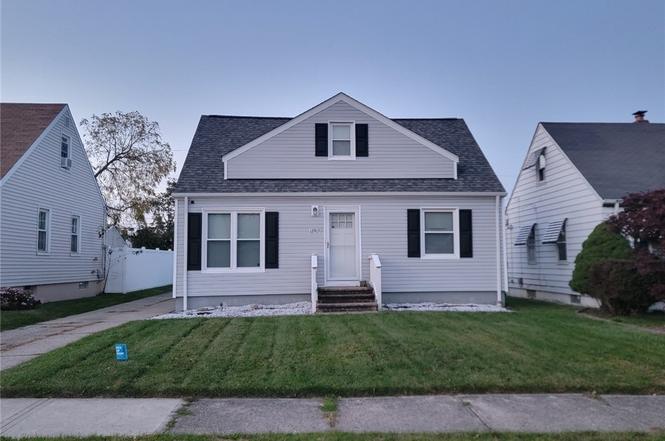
top-left (501, 201), bottom-right (509, 304)
top-left (183, 196), bottom-right (189, 311)
top-left (495, 195), bottom-right (502, 306)
top-left (171, 198), bottom-right (178, 299)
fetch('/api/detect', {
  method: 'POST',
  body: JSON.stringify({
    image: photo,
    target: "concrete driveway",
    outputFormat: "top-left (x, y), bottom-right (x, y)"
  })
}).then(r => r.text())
top-left (0, 293), bottom-right (173, 371)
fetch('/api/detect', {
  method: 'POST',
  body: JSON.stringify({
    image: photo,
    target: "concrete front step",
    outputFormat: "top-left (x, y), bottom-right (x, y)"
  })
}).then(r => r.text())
top-left (317, 302), bottom-right (378, 313)
top-left (318, 293), bottom-right (376, 304)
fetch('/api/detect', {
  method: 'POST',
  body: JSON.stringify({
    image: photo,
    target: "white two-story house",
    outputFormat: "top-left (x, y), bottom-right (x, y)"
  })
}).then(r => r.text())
top-left (173, 93), bottom-right (506, 312)
top-left (506, 116), bottom-right (665, 306)
top-left (0, 103), bottom-right (107, 301)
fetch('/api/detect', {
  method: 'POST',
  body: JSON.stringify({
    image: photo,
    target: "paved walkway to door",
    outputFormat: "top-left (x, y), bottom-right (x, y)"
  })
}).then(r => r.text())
top-left (0, 292), bottom-right (173, 371)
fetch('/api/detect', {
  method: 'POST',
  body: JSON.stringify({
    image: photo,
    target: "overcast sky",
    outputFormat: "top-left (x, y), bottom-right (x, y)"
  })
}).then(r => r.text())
top-left (2, 0), bottom-right (664, 192)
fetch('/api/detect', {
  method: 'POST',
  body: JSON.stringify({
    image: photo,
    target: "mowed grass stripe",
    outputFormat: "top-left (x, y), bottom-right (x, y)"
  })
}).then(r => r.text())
top-left (1, 299), bottom-right (664, 397)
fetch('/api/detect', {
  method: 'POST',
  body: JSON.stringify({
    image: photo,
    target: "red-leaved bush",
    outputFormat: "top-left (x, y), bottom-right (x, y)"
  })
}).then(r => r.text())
top-left (605, 189), bottom-right (665, 307)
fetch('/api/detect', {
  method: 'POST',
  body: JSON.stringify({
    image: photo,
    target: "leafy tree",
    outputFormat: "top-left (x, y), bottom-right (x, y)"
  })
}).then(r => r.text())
top-left (81, 111), bottom-right (175, 227)
top-left (607, 189), bottom-right (665, 301)
top-left (570, 223), bottom-right (632, 294)
top-left (127, 179), bottom-right (175, 250)
top-left (607, 189), bottom-right (665, 251)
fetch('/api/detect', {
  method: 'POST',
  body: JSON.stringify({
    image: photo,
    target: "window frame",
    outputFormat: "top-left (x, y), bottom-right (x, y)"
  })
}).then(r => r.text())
top-left (536, 152), bottom-right (546, 182)
top-left (527, 225), bottom-right (537, 265)
top-left (61, 134), bottom-right (71, 160)
top-left (557, 221), bottom-right (567, 262)
top-left (202, 209), bottom-right (265, 273)
top-left (37, 208), bottom-right (51, 254)
top-left (70, 215), bottom-right (81, 255)
top-left (328, 121), bottom-right (356, 160)
top-left (420, 208), bottom-right (460, 260)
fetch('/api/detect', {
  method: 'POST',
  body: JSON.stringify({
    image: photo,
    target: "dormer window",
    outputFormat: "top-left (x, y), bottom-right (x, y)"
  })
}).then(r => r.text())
top-left (329, 122), bottom-right (355, 159)
top-left (536, 151), bottom-right (546, 181)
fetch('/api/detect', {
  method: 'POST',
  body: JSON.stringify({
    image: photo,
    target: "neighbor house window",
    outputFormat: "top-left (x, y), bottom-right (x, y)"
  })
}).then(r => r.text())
top-left (536, 151), bottom-right (546, 181)
top-left (557, 222), bottom-right (567, 261)
top-left (329, 122), bottom-right (354, 158)
top-left (421, 209), bottom-right (458, 258)
top-left (61, 135), bottom-right (70, 160)
top-left (37, 208), bottom-right (50, 253)
top-left (527, 225), bottom-right (537, 264)
top-left (71, 216), bottom-right (80, 253)
top-left (205, 211), bottom-right (263, 270)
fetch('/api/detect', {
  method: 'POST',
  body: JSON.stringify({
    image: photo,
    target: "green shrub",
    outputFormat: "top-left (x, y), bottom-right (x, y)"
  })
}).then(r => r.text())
top-left (0, 287), bottom-right (41, 310)
top-left (588, 259), bottom-right (656, 315)
top-left (570, 223), bottom-right (632, 294)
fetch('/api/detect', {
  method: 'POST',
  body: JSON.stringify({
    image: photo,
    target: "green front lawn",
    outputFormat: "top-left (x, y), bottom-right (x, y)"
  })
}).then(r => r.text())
top-left (2, 298), bottom-right (663, 397)
top-left (1, 433), bottom-right (663, 441)
top-left (0, 285), bottom-right (172, 331)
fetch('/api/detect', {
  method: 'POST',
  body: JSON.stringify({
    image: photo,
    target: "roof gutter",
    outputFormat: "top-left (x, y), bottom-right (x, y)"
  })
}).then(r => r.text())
top-left (172, 191), bottom-right (507, 198)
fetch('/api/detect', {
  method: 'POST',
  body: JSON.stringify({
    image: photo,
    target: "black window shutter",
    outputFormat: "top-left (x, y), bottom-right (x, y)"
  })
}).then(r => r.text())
top-left (407, 209), bottom-right (421, 258)
top-left (187, 213), bottom-right (202, 271)
top-left (355, 124), bottom-right (368, 157)
top-left (265, 212), bottom-right (279, 269)
top-left (460, 209), bottom-right (473, 258)
top-left (315, 123), bottom-right (328, 157)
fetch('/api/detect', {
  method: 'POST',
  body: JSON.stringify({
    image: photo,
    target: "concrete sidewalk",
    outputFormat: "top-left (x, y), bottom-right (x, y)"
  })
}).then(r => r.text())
top-left (1, 394), bottom-right (663, 437)
top-left (0, 293), bottom-right (173, 370)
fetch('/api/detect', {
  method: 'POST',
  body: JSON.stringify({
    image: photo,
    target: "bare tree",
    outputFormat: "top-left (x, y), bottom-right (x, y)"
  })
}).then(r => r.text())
top-left (81, 111), bottom-right (175, 227)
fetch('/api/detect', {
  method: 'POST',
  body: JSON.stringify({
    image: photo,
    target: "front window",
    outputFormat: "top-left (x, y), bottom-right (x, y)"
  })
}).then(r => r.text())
top-left (71, 216), bottom-right (80, 253)
top-left (527, 225), bottom-right (537, 264)
top-left (37, 209), bottom-right (50, 253)
top-left (205, 211), bottom-right (263, 270)
top-left (422, 209), bottom-right (457, 258)
top-left (61, 135), bottom-right (70, 159)
top-left (329, 122), bottom-right (354, 158)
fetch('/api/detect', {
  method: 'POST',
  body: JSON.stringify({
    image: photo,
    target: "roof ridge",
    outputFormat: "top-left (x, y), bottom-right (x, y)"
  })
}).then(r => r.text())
top-left (541, 121), bottom-right (664, 125)
top-left (204, 115), bottom-right (292, 119)
top-left (393, 117), bottom-right (461, 121)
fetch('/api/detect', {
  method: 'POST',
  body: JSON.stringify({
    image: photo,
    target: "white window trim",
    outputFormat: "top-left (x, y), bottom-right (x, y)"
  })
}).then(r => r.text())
top-left (536, 152), bottom-right (546, 182)
top-left (70, 215), bottom-right (81, 255)
top-left (328, 121), bottom-right (356, 160)
top-left (420, 208), bottom-right (460, 260)
top-left (37, 208), bottom-right (51, 255)
top-left (202, 209), bottom-right (265, 273)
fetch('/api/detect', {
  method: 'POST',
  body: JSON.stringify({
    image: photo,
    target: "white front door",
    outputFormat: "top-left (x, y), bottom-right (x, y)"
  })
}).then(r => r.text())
top-left (328, 212), bottom-right (357, 281)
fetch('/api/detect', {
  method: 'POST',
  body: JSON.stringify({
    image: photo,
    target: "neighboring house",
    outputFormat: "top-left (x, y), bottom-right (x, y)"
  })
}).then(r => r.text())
top-left (173, 93), bottom-right (506, 312)
top-left (0, 103), bottom-right (107, 302)
top-left (505, 116), bottom-right (665, 307)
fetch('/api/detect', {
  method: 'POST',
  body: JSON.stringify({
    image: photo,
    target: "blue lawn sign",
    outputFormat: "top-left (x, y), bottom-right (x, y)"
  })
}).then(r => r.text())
top-left (115, 343), bottom-right (128, 361)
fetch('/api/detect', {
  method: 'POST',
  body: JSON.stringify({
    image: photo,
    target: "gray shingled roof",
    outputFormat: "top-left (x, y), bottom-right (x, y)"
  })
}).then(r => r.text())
top-left (175, 115), bottom-right (505, 193)
top-left (542, 122), bottom-right (665, 200)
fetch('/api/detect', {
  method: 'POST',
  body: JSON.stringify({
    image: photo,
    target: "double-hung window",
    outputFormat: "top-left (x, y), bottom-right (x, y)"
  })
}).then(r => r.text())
top-left (557, 222), bottom-right (567, 261)
top-left (71, 216), bottom-right (80, 253)
top-left (61, 135), bottom-right (70, 160)
top-left (37, 208), bottom-right (50, 253)
top-left (422, 209), bottom-right (458, 258)
top-left (536, 151), bottom-right (546, 182)
top-left (329, 122), bottom-right (354, 159)
top-left (527, 225), bottom-right (537, 264)
top-left (205, 211), bottom-right (263, 270)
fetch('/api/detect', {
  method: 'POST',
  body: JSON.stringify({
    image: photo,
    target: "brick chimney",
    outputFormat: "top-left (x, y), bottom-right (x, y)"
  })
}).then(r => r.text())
top-left (633, 110), bottom-right (649, 123)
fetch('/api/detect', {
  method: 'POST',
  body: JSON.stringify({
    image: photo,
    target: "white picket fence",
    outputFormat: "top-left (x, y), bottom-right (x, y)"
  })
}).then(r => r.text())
top-left (105, 247), bottom-right (173, 294)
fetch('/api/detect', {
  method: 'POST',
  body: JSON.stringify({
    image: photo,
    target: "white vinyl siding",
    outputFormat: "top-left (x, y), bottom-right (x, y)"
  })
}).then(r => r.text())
top-left (174, 195), bottom-right (502, 299)
top-left (0, 107), bottom-right (106, 287)
top-left (506, 124), bottom-right (609, 297)
top-left (226, 101), bottom-right (456, 179)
